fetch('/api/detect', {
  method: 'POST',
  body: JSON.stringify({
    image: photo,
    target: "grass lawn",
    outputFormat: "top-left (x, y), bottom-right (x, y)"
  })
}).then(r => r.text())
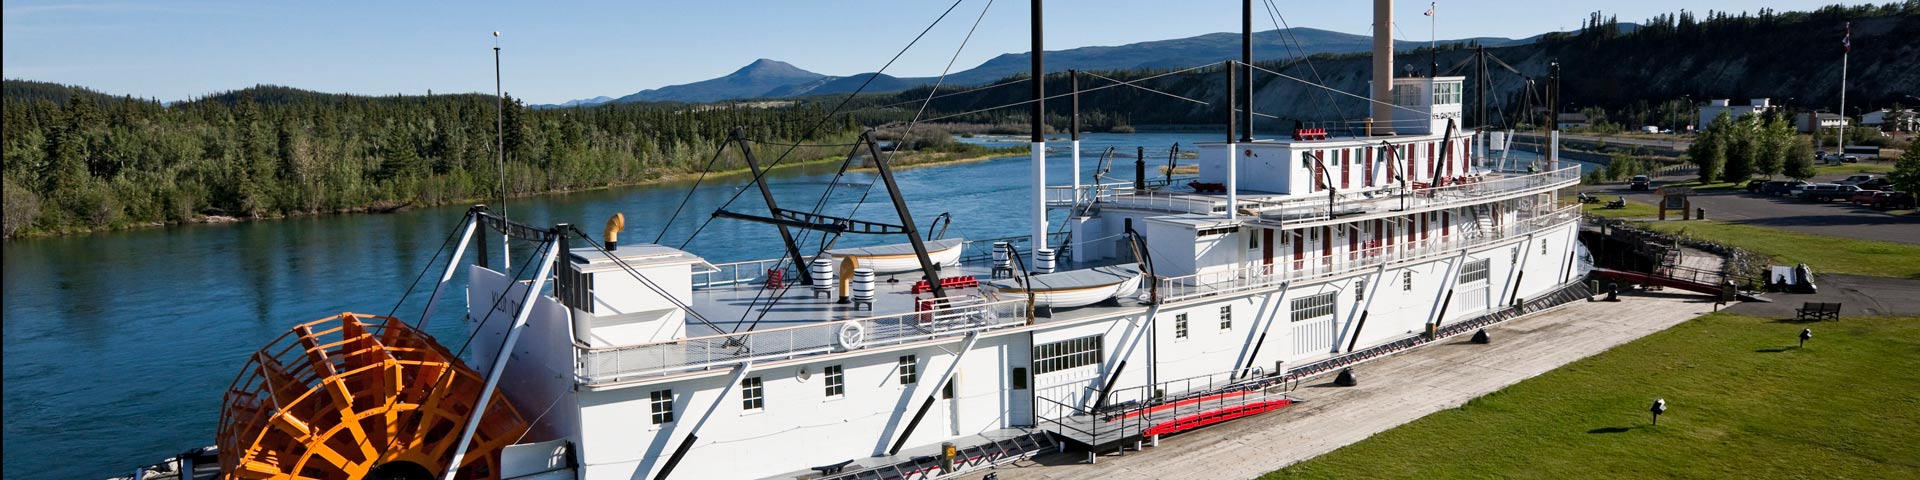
top-left (1640, 221), bottom-right (1920, 279)
top-left (1564, 195), bottom-right (1660, 219)
top-left (1814, 162), bottom-right (1896, 176)
top-left (1266, 313), bottom-right (1920, 479)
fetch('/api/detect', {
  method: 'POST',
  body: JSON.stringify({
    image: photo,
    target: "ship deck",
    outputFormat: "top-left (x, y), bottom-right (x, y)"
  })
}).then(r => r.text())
top-left (685, 257), bottom-right (1145, 338)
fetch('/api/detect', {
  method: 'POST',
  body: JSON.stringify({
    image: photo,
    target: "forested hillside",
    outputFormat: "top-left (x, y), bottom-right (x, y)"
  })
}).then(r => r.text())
top-left (1, 81), bottom-right (860, 236)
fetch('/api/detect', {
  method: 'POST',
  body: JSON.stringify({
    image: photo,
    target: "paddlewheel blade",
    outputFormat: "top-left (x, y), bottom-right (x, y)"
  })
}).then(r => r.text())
top-left (216, 313), bottom-right (527, 480)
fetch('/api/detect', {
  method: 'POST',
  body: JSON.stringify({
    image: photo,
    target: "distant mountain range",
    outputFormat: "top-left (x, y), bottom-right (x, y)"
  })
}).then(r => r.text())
top-left (552, 27), bottom-right (1534, 106)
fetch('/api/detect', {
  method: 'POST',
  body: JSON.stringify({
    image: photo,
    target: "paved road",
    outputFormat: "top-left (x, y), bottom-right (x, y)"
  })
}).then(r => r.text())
top-left (962, 290), bottom-right (1720, 480)
top-left (1579, 171), bottom-right (1920, 245)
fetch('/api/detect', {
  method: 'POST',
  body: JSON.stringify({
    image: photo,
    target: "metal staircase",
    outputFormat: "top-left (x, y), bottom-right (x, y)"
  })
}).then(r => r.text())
top-left (819, 431), bottom-right (1057, 480)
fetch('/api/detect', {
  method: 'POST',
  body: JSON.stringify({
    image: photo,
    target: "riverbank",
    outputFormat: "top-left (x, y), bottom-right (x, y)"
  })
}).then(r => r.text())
top-left (5, 146), bottom-right (1027, 240)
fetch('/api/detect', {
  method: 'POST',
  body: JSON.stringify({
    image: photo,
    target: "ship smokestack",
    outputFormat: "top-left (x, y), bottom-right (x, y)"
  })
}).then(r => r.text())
top-left (1371, 0), bottom-right (1394, 133)
top-left (605, 213), bottom-right (624, 250)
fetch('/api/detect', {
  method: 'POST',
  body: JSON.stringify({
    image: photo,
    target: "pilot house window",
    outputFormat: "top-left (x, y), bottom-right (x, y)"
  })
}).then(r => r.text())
top-left (1034, 336), bottom-right (1103, 374)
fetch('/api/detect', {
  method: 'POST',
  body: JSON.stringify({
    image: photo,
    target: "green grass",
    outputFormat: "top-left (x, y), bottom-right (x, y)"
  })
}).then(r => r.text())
top-left (1267, 313), bottom-right (1920, 479)
top-left (1640, 221), bottom-right (1920, 279)
top-left (1813, 162), bottom-right (1896, 176)
top-left (1565, 195), bottom-right (1660, 219)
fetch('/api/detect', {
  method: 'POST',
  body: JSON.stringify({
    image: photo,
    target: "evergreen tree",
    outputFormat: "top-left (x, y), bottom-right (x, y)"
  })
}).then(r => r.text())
top-left (1783, 140), bottom-right (1816, 180)
top-left (1890, 146), bottom-right (1920, 196)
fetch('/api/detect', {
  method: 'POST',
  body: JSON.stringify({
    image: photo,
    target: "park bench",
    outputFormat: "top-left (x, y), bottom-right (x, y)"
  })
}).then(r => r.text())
top-left (811, 459), bottom-right (857, 476)
top-left (1795, 302), bottom-right (1841, 321)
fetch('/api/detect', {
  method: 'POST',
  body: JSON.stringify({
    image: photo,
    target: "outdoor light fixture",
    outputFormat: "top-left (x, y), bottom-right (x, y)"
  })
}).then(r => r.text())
top-left (1650, 398), bottom-right (1668, 426)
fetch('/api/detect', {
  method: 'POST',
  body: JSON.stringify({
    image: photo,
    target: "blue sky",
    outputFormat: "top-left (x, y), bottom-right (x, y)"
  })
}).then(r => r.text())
top-left (1, 1), bottom-right (1877, 104)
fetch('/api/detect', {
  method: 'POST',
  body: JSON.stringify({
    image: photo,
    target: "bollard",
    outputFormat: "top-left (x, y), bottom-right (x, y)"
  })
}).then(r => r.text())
top-left (1334, 368), bottom-right (1359, 387)
top-left (1471, 329), bottom-right (1491, 344)
top-left (1589, 279), bottom-right (1601, 301)
top-left (940, 442), bottom-right (958, 473)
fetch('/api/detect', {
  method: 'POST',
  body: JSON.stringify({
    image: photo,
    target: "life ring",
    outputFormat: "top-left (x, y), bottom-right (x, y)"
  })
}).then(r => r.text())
top-left (838, 322), bottom-right (867, 350)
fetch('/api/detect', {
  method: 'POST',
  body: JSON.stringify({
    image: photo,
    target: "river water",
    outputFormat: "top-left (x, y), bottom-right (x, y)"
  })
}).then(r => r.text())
top-left (0, 131), bottom-right (1569, 478)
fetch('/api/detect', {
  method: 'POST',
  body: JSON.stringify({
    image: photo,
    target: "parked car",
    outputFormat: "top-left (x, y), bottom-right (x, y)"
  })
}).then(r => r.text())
top-left (1760, 180), bottom-right (1807, 196)
top-left (1822, 153), bottom-right (1861, 164)
top-left (1858, 177), bottom-right (1893, 190)
top-left (1837, 174), bottom-right (1877, 186)
top-left (1745, 180), bottom-right (1768, 192)
top-left (1629, 175), bottom-right (1651, 191)
top-left (1807, 185), bottom-right (1863, 202)
top-left (1849, 189), bottom-right (1881, 205)
top-left (1871, 191), bottom-right (1917, 210)
top-left (1791, 183), bottom-right (1839, 198)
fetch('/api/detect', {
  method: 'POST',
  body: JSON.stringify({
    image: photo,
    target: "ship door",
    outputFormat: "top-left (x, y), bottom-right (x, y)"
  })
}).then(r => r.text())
top-left (1262, 228), bottom-right (1275, 274)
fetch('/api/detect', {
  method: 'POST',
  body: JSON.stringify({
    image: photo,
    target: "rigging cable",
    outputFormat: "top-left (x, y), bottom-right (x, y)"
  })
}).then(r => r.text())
top-left (676, 0), bottom-right (973, 251)
top-left (1262, 0), bottom-right (1349, 120)
top-left (732, 0), bottom-right (1000, 335)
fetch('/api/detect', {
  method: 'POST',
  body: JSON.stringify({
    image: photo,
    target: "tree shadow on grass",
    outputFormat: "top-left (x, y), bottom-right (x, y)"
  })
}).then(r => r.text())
top-left (1771, 318), bottom-right (1824, 324)
top-left (1587, 426), bottom-right (1640, 434)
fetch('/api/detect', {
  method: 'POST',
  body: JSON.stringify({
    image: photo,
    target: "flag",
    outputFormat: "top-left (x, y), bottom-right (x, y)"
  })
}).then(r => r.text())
top-left (1425, 3), bottom-right (1435, 17)
top-left (1843, 21), bottom-right (1851, 54)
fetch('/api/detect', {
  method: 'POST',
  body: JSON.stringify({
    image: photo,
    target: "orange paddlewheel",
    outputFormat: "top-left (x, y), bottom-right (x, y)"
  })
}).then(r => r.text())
top-left (217, 313), bottom-right (527, 480)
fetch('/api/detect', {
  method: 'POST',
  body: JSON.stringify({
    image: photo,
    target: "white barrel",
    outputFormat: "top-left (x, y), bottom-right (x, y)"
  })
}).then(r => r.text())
top-left (1035, 248), bottom-right (1056, 274)
top-left (851, 268), bottom-right (876, 302)
top-left (992, 241), bottom-right (1012, 268)
top-left (810, 258), bottom-right (834, 292)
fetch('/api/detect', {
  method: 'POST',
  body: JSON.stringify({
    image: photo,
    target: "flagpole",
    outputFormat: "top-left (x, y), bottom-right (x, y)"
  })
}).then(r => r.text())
top-left (1429, 2), bottom-right (1437, 77)
top-left (1838, 21), bottom-right (1849, 153)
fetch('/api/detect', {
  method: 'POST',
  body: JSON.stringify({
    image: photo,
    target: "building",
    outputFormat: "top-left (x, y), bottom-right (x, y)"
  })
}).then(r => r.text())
top-left (1797, 112), bottom-right (1849, 133)
top-left (1861, 109), bottom-right (1916, 132)
top-left (1697, 98), bottom-right (1778, 127)
top-left (1555, 113), bottom-right (1589, 130)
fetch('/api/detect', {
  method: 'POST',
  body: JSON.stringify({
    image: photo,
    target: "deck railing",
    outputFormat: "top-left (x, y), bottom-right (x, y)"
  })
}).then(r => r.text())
top-left (576, 297), bottom-right (1029, 384)
top-left (1155, 203), bottom-right (1581, 303)
top-left (1099, 165), bottom-right (1580, 224)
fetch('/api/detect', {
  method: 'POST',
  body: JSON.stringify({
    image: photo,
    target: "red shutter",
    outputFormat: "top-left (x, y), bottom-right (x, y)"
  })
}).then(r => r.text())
top-left (1340, 149), bottom-right (1351, 189)
top-left (1349, 224), bottom-right (1359, 260)
top-left (1406, 215), bottom-right (1416, 242)
top-left (1365, 147), bottom-right (1376, 187)
top-left (1442, 211), bottom-right (1450, 237)
top-left (1426, 142), bottom-right (1435, 179)
top-left (1321, 226), bottom-right (1332, 266)
top-left (1293, 231), bottom-right (1305, 269)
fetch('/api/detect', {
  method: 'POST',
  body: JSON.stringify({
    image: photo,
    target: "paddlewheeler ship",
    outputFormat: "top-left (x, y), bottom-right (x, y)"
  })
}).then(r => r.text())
top-left (190, 1), bottom-right (1592, 479)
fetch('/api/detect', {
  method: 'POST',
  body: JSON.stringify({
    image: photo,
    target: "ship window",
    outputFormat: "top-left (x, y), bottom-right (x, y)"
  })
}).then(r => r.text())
top-left (898, 355), bottom-right (918, 385)
top-left (1034, 335), bottom-right (1103, 374)
top-left (741, 377), bottom-right (764, 411)
top-left (1290, 292), bottom-right (1337, 322)
top-left (649, 389), bottom-right (674, 424)
top-left (1432, 82), bottom-right (1463, 105)
top-left (1356, 278), bottom-right (1368, 302)
top-left (1460, 259), bottom-right (1491, 285)
top-left (1175, 313), bottom-right (1190, 338)
top-left (1012, 368), bottom-right (1029, 389)
top-left (1220, 306), bottom-right (1233, 330)
top-left (1197, 226), bottom-right (1236, 237)
top-left (1541, 239), bottom-right (1550, 256)
top-left (941, 378), bottom-right (956, 399)
top-left (824, 365), bottom-right (845, 397)
top-left (1403, 271), bottom-right (1415, 291)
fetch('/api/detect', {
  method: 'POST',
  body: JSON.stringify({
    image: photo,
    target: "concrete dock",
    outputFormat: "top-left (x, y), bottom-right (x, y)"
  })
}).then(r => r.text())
top-left (964, 289), bottom-right (1720, 480)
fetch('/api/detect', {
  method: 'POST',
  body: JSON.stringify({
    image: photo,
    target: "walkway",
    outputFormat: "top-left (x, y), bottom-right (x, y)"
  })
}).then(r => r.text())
top-left (961, 290), bottom-right (1719, 480)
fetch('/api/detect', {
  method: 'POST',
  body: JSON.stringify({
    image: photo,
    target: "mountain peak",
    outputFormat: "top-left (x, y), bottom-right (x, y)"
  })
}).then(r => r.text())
top-left (731, 59), bottom-right (821, 80)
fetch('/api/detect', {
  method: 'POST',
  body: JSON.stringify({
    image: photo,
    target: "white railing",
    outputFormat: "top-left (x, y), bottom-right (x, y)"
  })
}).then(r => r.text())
top-left (1245, 166), bottom-right (1581, 227)
top-left (1154, 203), bottom-right (1581, 303)
top-left (694, 257), bottom-right (792, 289)
top-left (1095, 164), bottom-right (1580, 225)
top-left (576, 297), bottom-right (1030, 384)
top-left (1045, 182), bottom-right (1131, 207)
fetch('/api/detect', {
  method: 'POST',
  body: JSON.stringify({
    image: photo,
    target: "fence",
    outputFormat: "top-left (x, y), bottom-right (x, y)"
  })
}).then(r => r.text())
top-left (576, 298), bottom-right (1029, 384)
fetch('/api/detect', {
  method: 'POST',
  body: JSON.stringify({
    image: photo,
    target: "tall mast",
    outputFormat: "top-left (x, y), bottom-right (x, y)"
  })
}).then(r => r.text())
top-left (1070, 69), bottom-right (1081, 206)
top-left (1029, 0), bottom-right (1047, 261)
top-left (493, 32), bottom-right (510, 268)
top-left (1240, 0), bottom-right (1253, 142)
top-left (1371, 0), bottom-right (1394, 134)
